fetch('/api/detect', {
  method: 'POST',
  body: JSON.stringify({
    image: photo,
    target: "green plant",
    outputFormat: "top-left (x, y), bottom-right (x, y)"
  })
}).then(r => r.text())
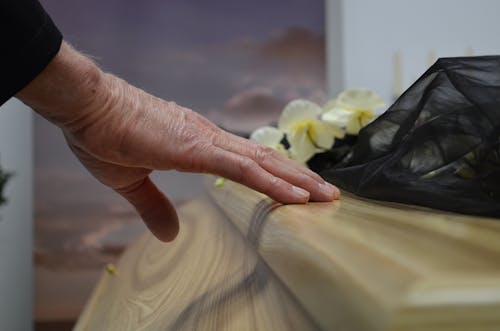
top-left (0, 165), bottom-right (13, 207)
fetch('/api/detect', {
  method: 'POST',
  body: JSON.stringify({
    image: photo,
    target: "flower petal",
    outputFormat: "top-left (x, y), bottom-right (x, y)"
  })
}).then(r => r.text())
top-left (250, 126), bottom-right (284, 147)
top-left (360, 112), bottom-right (375, 126)
top-left (278, 99), bottom-right (322, 132)
top-left (346, 118), bottom-right (362, 135)
top-left (287, 125), bottom-right (318, 163)
top-left (309, 122), bottom-right (337, 149)
top-left (274, 144), bottom-right (290, 158)
top-left (335, 88), bottom-right (385, 111)
top-left (326, 122), bottom-right (346, 139)
top-left (322, 99), bottom-right (338, 113)
top-left (321, 107), bottom-right (356, 128)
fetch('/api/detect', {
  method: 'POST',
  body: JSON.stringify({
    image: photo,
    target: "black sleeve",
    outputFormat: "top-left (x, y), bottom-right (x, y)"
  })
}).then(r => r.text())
top-left (0, 0), bottom-right (62, 106)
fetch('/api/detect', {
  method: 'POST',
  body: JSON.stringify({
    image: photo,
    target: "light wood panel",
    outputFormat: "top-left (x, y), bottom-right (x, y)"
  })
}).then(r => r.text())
top-left (76, 176), bottom-right (500, 330)
top-left (73, 197), bottom-right (319, 331)
top-left (206, 177), bottom-right (500, 331)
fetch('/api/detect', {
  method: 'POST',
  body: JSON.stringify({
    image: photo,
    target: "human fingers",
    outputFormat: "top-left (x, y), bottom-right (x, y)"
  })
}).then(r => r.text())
top-left (214, 131), bottom-right (339, 201)
top-left (199, 145), bottom-right (311, 204)
top-left (115, 177), bottom-right (179, 242)
top-left (219, 131), bottom-right (324, 181)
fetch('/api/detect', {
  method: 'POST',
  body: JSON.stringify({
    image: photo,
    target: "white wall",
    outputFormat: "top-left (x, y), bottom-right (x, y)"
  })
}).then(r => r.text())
top-left (0, 100), bottom-right (33, 331)
top-left (327, 0), bottom-right (500, 103)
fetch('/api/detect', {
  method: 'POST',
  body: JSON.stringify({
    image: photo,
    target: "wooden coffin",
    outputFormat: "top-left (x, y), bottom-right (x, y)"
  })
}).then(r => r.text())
top-left (74, 177), bottom-right (500, 331)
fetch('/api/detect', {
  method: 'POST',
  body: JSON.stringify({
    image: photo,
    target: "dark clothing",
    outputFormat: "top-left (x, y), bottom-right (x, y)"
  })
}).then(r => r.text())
top-left (0, 0), bottom-right (62, 105)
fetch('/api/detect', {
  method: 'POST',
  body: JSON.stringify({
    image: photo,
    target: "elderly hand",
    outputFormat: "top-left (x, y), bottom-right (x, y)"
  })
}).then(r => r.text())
top-left (17, 42), bottom-right (339, 242)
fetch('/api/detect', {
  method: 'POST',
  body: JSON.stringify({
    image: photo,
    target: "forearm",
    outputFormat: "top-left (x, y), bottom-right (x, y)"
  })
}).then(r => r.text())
top-left (15, 41), bottom-right (106, 131)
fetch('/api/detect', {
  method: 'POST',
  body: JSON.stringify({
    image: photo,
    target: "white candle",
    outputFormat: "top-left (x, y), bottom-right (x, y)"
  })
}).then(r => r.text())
top-left (392, 51), bottom-right (403, 100)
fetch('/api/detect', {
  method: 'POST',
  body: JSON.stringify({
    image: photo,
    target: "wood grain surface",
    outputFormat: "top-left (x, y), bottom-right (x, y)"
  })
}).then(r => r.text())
top-left (73, 197), bottom-right (319, 331)
top-left (206, 177), bottom-right (500, 331)
top-left (76, 176), bottom-right (500, 331)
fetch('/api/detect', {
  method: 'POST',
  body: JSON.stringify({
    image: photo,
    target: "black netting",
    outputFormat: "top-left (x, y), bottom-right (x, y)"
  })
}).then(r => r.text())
top-left (311, 56), bottom-right (500, 218)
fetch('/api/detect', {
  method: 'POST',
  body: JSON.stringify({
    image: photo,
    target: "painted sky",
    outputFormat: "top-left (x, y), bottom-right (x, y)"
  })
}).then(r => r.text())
top-left (36, 0), bottom-right (325, 321)
top-left (41, 0), bottom-right (325, 112)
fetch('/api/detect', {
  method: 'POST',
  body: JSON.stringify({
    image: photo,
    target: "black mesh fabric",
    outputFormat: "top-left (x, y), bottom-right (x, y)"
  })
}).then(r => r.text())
top-left (315, 56), bottom-right (500, 218)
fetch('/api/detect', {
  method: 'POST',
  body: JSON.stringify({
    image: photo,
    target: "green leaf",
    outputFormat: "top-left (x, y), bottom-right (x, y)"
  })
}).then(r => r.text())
top-left (0, 165), bottom-right (13, 207)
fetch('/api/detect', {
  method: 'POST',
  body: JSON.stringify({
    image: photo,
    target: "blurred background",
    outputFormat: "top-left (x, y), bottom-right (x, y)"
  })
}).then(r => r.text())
top-left (0, 0), bottom-right (499, 330)
top-left (327, 0), bottom-right (500, 103)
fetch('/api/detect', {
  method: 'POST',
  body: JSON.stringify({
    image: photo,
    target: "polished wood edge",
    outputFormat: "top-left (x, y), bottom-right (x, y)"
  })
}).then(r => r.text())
top-left (204, 176), bottom-right (500, 330)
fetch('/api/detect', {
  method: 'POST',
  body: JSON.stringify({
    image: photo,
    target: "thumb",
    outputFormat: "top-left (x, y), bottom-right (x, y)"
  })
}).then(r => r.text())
top-left (115, 177), bottom-right (179, 242)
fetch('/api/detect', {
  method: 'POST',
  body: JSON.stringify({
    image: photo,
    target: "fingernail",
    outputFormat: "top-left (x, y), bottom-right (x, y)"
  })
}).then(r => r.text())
top-left (320, 182), bottom-right (340, 199)
top-left (333, 185), bottom-right (341, 199)
top-left (292, 185), bottom-right (310, 200)
top-left (333, 187), bottom-right (341, 199)
top-left (319, 182), bottom-right (334, 197)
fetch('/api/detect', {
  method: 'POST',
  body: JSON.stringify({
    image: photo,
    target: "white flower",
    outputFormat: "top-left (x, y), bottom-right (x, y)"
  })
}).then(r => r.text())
top-left (278, 99), bottom-right (344, 163)
top-left (250, 126), bottom-right (289, 157)
top-left (322, 88), bottom-right (384, 135)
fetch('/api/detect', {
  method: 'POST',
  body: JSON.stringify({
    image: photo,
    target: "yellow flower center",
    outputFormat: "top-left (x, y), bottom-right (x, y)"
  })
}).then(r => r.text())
top-left (291, 120), bottom-right (323, 146)
top-left (292, 120), bottom-right (313, 133)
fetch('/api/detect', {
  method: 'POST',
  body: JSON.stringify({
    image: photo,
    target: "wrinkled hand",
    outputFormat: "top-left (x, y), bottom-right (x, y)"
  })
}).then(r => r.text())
top-left (18, 42), bottom-right (339, 242)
